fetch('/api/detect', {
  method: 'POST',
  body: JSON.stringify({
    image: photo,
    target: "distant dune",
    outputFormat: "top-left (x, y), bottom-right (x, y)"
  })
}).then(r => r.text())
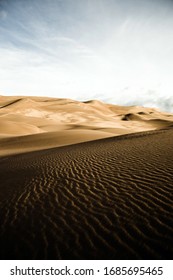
top-left (0, 95), bottom-right (173, 260)
top-left (0, 95), bottom-right (173, 156)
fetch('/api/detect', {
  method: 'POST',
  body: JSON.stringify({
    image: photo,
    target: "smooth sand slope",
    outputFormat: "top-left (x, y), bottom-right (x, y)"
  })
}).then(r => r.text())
top-left (1, 95), bottom-right (173, 156)
top-left (0, 128), bottom-right (173, 259)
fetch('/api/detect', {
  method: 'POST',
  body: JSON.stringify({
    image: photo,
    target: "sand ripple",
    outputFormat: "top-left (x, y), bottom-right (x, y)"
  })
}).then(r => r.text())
top-left (0, 128), bottom-right (173, 259)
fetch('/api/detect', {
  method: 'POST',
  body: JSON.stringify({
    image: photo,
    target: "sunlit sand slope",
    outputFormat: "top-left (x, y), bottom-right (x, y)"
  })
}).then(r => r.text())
top-left (0, 128), bottom-right (173, 259)
top-left (0, 95), bottom-right (173, 156)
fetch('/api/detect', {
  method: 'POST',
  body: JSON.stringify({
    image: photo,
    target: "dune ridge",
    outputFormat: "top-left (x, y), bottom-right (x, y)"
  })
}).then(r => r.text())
top-left (0, 127), bottom-right (173, 259)
top-left (0, 95), bottom-right (173, 156)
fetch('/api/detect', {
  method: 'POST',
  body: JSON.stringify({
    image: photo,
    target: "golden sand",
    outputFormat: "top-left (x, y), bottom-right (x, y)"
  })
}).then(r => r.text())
top-left (0, 95), bottom-right (173, 156)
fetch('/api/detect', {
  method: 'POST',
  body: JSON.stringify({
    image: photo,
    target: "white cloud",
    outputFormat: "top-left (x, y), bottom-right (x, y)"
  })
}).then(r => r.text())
top-left (0, 0), bottom-right (173, 112)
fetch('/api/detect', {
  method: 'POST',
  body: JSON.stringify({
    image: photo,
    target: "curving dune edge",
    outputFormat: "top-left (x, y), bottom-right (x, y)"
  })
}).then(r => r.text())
top-left (0, 95), bottom-right (173, 156)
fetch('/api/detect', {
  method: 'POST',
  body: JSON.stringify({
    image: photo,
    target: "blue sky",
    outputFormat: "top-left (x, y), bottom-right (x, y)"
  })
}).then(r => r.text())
top-left (0, 0), bottom-right (173, 111)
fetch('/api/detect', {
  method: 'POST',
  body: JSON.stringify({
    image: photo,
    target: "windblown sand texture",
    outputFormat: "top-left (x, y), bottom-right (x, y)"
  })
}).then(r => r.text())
top-left (0, 96), bottom-right (173, 259)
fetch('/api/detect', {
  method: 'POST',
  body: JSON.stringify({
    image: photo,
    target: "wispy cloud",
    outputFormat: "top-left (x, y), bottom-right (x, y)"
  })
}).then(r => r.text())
top-left (0, 0), bottom-right (173, 111)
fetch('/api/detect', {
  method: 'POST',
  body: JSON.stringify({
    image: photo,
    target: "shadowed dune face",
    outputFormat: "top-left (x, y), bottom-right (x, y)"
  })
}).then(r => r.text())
top-left (0, 95), bottom-right (173, 156)
top-left (0, 128), bottom-right (173, 259)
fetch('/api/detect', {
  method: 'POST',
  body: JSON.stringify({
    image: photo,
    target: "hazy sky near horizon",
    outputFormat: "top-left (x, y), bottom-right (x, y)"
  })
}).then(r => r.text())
top-left (0, 0), bottom-right (173, 111)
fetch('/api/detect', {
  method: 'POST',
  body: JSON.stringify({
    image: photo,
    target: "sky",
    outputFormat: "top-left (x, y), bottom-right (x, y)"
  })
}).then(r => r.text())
top-left (0, 0), bottom-right (173, 111)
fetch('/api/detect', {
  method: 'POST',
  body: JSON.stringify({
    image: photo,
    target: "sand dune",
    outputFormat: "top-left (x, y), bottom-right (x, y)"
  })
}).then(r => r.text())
top-left (0, 95), bottom-right (173, 259)
top-left (0, 128), bottom-right (173, 259)
top-left (0, 95), bottom-right (173, 156)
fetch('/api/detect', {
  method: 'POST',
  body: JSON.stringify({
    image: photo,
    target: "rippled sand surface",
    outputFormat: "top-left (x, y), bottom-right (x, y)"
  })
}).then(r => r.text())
top-left (0, 128), bottom-right (173, 259)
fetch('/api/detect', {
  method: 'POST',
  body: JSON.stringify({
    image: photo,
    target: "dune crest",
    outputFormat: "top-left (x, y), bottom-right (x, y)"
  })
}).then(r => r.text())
top-left (0, 95), bottom-right (173, 156)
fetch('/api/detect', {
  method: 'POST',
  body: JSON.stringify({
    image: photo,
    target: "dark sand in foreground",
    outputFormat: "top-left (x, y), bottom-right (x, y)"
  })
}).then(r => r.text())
top-left (0, 128), bottom-right (173, 259)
